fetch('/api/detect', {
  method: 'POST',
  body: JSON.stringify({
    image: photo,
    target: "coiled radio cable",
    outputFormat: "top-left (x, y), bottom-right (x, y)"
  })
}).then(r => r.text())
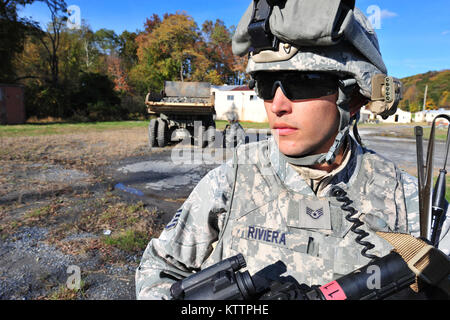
top-left (331, 186), bottom-right (379, 260)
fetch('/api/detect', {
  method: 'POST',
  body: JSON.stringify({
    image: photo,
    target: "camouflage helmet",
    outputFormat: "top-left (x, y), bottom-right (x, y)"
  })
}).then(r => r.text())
top-left (232, 0), bottom-right (402, 119)
top-left (232, 0), bottom-right (402, 165)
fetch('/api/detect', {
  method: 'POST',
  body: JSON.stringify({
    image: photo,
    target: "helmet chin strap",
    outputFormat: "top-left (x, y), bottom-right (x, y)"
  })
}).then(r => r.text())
top-left (279, 79), bottom-right (357, 167)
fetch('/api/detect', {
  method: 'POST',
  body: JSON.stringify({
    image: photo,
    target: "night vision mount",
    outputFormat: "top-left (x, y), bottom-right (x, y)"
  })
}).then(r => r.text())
top-left (367, 74), bottom-right (403, 120)
top-left (247, 0), bottom-right (281, 53)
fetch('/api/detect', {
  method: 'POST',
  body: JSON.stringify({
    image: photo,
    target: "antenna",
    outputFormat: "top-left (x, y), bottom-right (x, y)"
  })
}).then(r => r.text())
top-left (416, 114), bottom-right (450, 246)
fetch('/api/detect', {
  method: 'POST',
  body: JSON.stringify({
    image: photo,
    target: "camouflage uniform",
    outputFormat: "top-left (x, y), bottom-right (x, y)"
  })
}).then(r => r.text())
top-left (223, 109), bottom-right (246, 148)
top-left (135, 136), bottom-right (434, 300)
top-left (135, 1), bottom-right (449, 300)
top-left (223, 122), bottom-right (246, 149)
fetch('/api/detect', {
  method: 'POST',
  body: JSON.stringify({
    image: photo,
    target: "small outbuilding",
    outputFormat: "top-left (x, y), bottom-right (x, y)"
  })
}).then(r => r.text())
top-left (378, 108), bottom-right (412, 124)
top-left (415, 109), bottom-right (450, 125)
top-left (212, 85), bottom-right (268, 123)
top-left (0, 84), bottom-right (26, 125)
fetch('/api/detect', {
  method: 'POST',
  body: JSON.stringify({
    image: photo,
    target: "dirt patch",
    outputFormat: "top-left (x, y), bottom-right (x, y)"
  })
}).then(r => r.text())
top-left (0, 127), bottom-right (168, 300)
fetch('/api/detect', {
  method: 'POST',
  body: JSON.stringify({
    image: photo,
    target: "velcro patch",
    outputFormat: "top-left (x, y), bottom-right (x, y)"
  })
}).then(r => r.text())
top-left (236, 226), bottom-right (288, 247)
top-left (165, 209), bottom-right (182, 230)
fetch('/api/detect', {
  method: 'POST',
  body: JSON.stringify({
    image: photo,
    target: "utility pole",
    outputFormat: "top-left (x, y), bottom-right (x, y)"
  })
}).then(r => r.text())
top-left (423, 84), bottom-right (428, 111)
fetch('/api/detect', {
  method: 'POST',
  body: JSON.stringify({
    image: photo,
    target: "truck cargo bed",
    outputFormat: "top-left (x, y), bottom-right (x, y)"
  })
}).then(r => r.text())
top-left (146, 102), bottom-right (215, 115)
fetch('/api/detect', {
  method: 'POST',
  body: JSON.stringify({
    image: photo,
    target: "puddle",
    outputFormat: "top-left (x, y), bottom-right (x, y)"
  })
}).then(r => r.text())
top-left (145, 173), bottom-right (203, 190)
top-left (117, 160), bottom-right (199, 175)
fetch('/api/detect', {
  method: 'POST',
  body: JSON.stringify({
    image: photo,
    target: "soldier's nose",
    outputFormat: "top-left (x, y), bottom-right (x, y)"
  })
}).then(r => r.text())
top-left (270, 87), bottom-right (292, 117)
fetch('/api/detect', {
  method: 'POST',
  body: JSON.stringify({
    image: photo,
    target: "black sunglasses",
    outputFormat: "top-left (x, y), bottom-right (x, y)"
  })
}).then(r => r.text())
top-left (252, 72), bottom-right (339, 101)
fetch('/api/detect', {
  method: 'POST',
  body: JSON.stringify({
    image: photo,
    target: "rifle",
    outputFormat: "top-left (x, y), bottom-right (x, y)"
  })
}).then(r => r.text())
top-left (170, 249), bottom-right (449, 300)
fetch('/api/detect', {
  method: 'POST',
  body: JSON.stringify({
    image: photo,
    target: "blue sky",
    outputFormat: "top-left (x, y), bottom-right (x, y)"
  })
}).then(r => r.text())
top-left (19, 0), bottom-right (450, 79)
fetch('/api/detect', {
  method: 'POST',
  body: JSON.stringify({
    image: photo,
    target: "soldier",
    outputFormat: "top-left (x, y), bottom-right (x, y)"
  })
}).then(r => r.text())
top-left (136, 0), bottom-right (449, 300)
top-left (223, 106), bottom-right (246, 149)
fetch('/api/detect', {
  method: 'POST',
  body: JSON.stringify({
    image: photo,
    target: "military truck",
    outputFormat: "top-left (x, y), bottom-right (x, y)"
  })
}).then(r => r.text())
top-left (145, 81), bottom-right (216, 148)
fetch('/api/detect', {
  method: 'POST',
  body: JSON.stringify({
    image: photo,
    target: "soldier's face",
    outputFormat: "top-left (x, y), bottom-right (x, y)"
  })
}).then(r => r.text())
top-left (264, 87), bottom-right (340, 158)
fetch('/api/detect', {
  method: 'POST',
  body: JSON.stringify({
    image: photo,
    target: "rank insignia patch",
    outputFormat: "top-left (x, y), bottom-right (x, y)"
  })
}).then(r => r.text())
top-left (306, 207), bottom-right (324, 220)
top-left (298, 199), bottom-right (332, 230)
top-left (165, 209), bottom-right (182, 230)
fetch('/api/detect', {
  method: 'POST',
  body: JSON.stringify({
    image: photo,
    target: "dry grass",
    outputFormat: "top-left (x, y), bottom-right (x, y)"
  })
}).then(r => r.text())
top-left (0, 127), bottom-right (149, 200)
top-left (0, 127), bottom-right (149, 167)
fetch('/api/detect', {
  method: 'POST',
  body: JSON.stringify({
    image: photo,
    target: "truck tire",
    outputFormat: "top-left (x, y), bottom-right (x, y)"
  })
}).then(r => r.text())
top-left (157, 118), bottom-right (169, 148)
top-left (148, 119), bottom-right (158, 148)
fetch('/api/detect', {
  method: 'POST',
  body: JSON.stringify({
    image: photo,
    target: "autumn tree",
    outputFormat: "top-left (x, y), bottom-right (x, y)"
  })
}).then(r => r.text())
top-left (439, 91), bottom-right (449, 108)
top-left (425, 98), bottom-right (438, 111)
top-left (0, 0), bottom-right (41, 82)
top-left (25, 0), bottom-right (68, 87)
top-left (200, 19), bottom-right (238, 85)
top-left (143, 14), bottom-right (161, 34)
top-left (400, 70), bottom-right (450, 111)
top-left (131, 12), bottom-right (249, 94)
top-left (131, 12), bottom-right (201, 93)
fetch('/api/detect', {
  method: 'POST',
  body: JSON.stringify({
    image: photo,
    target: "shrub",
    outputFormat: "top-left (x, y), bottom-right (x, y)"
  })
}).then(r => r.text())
top-left (25, 84), bottom-right (72, 119)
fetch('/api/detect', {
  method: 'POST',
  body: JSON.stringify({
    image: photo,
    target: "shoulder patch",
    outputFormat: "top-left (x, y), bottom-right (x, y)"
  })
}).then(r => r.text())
top-left (165, 209), bottom-right (182, 230)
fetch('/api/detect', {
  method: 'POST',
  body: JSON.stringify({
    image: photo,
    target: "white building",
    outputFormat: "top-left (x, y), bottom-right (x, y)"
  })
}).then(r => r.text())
top-left (212, 85), bottom-right (268, 123)
top-left (360, 106), bottom-right (375, 123)
top-left (377, 108), bottom-right (412, 123)
top-left (359, 106), bottom-right (412, 124)
top-left (415, 109), bottom-right (450, 125)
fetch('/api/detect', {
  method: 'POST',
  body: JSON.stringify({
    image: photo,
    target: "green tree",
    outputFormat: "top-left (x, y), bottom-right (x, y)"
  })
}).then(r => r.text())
top-left (132, 12), bottom-right (201, 93)
top-left (118, 30), bottom-right (138, 71)
top-left (94, 28), bottom-right (119, 55)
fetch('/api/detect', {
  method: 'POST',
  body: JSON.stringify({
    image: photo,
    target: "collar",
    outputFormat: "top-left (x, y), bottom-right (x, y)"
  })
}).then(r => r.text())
top-left (268, 135), bottom-right (363, 196)
top-left (289, 141), bottom-right (352, 194)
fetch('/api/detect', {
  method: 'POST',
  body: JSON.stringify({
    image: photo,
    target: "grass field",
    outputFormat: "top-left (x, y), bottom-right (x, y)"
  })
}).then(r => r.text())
top-left (0, 121), bottom-right (149, 137)
top-left (0, 120), bottom-right (270, 137)
top-left (2, 121), bottom-right (447, 139)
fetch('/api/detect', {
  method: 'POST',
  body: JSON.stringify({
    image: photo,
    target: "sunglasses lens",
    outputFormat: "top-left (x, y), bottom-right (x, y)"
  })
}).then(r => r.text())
top-left (254, 76), bottom-right (277, 100)
top-left (254, 72), bottom-right (338, 100)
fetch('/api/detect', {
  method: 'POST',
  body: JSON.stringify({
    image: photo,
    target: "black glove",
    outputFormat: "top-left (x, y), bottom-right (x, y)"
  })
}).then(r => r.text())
top-left (259, 281), bottom-right (314, 300)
